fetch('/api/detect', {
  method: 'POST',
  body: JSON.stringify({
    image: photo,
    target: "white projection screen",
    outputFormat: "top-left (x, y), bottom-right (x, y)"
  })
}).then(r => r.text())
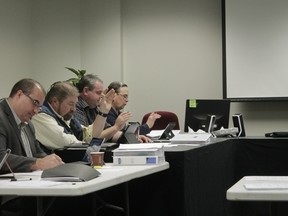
top-left (223, 0), bottom-right (288, 101)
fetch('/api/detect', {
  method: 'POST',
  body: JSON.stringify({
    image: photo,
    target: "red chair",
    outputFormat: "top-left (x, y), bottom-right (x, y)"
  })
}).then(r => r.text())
top-left (141, 111), bottom-right (180, 130)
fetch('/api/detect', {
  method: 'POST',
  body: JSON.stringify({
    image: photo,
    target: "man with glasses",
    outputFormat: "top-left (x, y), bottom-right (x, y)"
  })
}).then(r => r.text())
top-left (74, 75), bottom-right (152, 143)
top-left (0, 78), bottom-right (64, 216)
top-left (107, 81), bottom-right (161, 136)
top-left (0, 78), bottom-right (63, 173)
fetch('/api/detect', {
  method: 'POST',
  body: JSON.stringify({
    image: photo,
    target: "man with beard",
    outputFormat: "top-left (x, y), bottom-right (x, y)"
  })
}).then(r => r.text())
top-left (31, 81), bottom-right (114, 151)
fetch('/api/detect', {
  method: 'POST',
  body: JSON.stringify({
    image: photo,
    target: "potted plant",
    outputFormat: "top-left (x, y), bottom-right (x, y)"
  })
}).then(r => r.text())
top-left (65, 67), bottom-right (86, 86)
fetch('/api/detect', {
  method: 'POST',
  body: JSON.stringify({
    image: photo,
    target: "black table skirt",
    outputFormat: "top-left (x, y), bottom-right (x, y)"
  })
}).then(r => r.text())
top-left (126, 138), bottom-right (288, 216)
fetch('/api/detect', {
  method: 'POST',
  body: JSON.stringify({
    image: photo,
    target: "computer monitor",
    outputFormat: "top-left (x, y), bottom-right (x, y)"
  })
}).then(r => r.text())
top-left (184, 99), bottom-right (231, 132)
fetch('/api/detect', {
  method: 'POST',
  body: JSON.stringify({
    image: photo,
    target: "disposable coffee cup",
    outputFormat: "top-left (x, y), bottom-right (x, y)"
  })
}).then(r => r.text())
top-left (90, 151), bottom-right (105, 167)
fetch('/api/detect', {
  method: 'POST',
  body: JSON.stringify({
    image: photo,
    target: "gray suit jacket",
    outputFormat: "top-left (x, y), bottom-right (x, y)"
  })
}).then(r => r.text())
top-left (0, 99), bottom-right (46, 173)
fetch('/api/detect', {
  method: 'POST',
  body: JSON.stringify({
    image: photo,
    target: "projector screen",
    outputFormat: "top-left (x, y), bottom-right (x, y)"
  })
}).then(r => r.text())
top-left (223, 0), bottom-right (288, 101)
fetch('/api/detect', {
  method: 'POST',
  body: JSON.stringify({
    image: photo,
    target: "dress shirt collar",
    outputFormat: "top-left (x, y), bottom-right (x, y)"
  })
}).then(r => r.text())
top-left (78, 96), bottom-right (89, 109)
top-left (112, 107), bottom-right (120, 116)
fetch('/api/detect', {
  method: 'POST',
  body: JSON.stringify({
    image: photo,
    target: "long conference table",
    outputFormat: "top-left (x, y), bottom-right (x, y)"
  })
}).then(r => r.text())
top-left (2, 137), bottom-right (288, 216)
top-left (227, 175), bottom-right (288, 216)
top-left (122, 137), bottom-right (288, 216)
top-left (0, 163), bottom-right (169, 216)
top-left (227, 176), bottom-right (288, 201)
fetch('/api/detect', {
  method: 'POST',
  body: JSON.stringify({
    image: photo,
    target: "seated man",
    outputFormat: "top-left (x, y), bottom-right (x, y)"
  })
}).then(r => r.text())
top-left (31, 81), bottom-right (114, 151)
top-left (0, 78), bottom-right (63, 216)
top-left (74, 74), bottom-right (130, 142)
top-left (106, 81), bottom-right (161, 135)
top-left (0, 78), bottom-right (63, 173)
top-left (74, 74), bottom-right (150, 143)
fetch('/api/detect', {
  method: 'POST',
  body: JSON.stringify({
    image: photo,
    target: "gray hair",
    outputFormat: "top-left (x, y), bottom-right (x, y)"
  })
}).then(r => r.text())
top-left (46, 81), bottom-right (79, 103)
top-left (76, 74), bottom-right (103, 92)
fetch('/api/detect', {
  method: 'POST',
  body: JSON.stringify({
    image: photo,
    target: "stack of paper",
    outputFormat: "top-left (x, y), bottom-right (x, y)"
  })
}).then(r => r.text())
top-left (146, 130), bottom-right (165, 139)
top-left (170, 133), bottom-right (211, 144)
top-left (112, 143), bottom-right (165, 165)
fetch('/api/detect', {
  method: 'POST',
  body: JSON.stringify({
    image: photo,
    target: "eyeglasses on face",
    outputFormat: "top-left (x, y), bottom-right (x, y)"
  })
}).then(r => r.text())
top-left (24, 94), bottom-right (42, 109)
top-left (117, 93), bottom-right (128, 99)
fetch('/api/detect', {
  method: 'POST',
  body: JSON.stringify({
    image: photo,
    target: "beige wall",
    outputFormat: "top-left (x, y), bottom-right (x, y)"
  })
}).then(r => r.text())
top-left (0, 0), bottom-right (32, 95)
top-left (121, 0), bottom-right (223, 130)
top-left (0, 0), bottom-right (288, 136)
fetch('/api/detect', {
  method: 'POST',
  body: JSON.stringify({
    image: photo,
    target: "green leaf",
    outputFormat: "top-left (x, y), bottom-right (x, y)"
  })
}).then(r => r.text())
top-left (65, 67), bottom-right (86, 86)
top-left (65, 67), bottom-right (80, 76)
top-left (79, 70), bottom-right (86, 76)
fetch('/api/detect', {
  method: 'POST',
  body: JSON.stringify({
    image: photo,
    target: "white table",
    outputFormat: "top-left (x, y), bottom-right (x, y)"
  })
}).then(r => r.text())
top-left (227, 176), bottom-right (288, 216)
top-left (227, 176), bottom-right (288, 201)
top-left (0, 162), bottom-right (169, 216)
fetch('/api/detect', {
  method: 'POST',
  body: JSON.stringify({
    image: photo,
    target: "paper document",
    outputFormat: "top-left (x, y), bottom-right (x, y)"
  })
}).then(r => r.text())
top-left (146, 130), bottom-right (165, 138)
top-left (114, 144), bottom-right (164, 157)
top-left (118, 143), bottom-right (164, 150)
top-left (146, 130), bottom-right (181, 138)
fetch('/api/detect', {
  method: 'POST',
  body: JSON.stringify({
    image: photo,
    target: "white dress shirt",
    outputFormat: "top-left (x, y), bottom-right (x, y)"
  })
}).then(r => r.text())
top-left (32, 112), bottom-right (93, 150)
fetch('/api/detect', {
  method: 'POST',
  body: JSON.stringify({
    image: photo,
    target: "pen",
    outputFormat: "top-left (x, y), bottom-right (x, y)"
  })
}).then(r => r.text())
top-left (11, 177), bottom-right (32, 182)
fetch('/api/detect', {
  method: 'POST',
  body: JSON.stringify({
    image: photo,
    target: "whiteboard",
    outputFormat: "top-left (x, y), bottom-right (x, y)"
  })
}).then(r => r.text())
top-left (224, 0), bottom-right (288, 101)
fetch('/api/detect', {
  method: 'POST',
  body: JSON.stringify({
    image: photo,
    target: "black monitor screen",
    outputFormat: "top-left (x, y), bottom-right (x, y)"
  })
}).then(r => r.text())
top-left (184, 99), bottom-right (231, 132)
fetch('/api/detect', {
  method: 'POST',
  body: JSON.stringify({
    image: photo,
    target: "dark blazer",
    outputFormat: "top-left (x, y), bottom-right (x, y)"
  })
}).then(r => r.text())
top-left (0, 99), bottom-right (46, 173)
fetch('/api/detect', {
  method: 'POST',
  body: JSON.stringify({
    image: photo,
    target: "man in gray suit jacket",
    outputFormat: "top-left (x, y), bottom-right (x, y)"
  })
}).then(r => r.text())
top-left (0, 79), bottom-right (64, 216)
top-left (0, 78), bottom-right (63, 174)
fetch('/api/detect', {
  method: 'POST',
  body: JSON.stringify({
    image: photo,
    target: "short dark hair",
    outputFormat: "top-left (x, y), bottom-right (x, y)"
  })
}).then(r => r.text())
top-left (9, 78), bottom-right (46, 97)
top-left (46, 81), bottom-right (79, 103)
top-left (107, 81), bottom-right (128, 94)
top-left (76, 74), bottom-right (103, 93)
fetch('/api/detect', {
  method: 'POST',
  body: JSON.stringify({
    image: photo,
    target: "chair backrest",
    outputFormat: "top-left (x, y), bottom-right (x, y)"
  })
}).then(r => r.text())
top-left (53, 148), bottom-right (87, 163)
top-left (141, 111), bottom-right (180, 130)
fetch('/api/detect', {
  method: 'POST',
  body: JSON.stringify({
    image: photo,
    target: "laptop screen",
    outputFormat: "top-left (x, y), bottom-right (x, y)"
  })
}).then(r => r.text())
top-left (118, 122), bottom-right (140, 144)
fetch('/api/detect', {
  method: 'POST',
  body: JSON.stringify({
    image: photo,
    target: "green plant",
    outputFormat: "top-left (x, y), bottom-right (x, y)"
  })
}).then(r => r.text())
top-left (65, 67), bottom-right (86, 86)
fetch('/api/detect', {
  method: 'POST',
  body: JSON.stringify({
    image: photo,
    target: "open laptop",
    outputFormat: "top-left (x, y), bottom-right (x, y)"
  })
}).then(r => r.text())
top-left (151, 122), bottom-right (176, 143)
top-left (117, 122), bottom-right (140, 144)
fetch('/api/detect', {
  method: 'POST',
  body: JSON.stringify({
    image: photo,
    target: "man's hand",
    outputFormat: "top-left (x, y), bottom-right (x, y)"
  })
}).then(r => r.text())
top-left (138, 135), bottom-right (152, 143)
top-left (146, 112), bottom-right (161, 129)
top-left (32, 153), bottom-right (64, 171)
top-left (98, 88), bottom-right (115, 114)
top-left (114, 111), bottom-right (132, 130)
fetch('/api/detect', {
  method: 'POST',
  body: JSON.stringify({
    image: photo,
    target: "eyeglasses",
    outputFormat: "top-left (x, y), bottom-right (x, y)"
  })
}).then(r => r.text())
top-left (24, 94), bottom-right (42, 109)
top-left (117, 93), bottom-right (128, 100)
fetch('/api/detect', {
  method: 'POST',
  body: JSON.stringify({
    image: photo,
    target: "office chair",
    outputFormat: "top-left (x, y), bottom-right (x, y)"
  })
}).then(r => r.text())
top-left (141, 111), bottom-right (180, 130)
top-left (53, 147), bottom-right (87, 163)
